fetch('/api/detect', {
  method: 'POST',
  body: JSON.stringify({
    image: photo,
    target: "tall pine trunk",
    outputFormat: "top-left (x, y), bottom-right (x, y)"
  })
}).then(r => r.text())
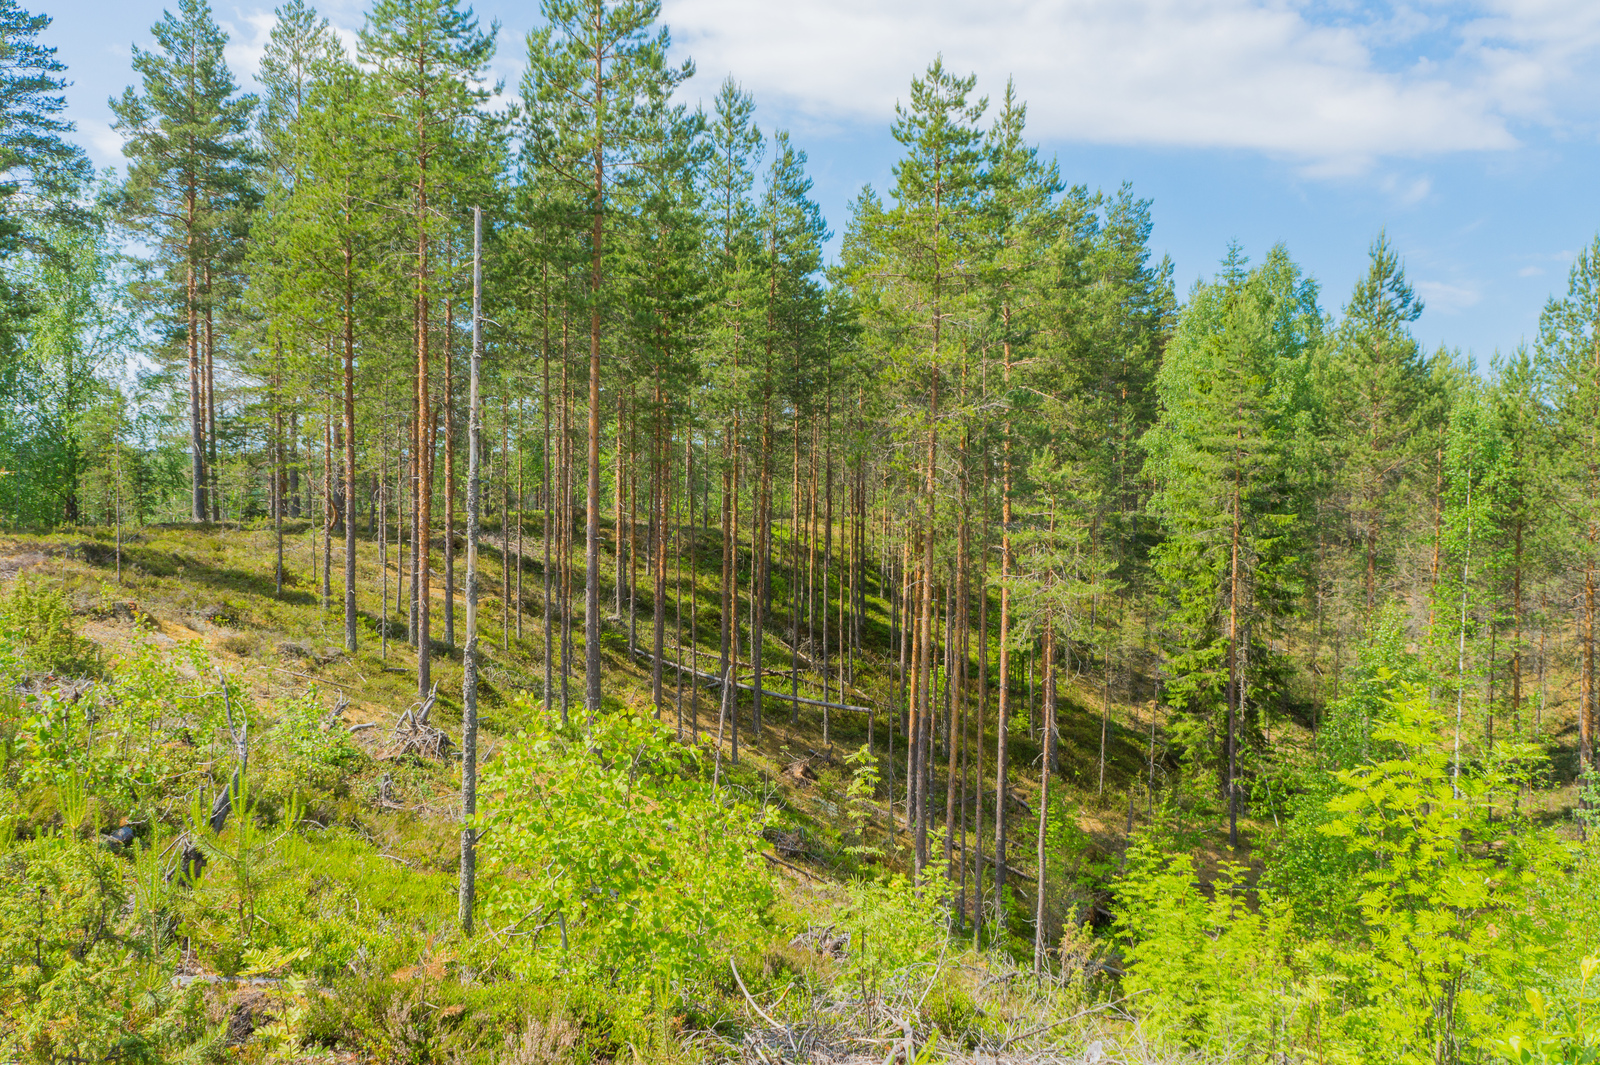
top-left (994, 328), bottom-right (1014, 916)
top-left (343, 253), bottom-right (358, 653)
top-left (444, 294), bottom-right (456, 647)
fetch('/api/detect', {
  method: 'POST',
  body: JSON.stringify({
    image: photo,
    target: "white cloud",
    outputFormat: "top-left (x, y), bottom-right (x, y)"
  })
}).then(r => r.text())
top-left (661, 0), bottom-right (1600, 170)
top-left (1379, 172), bottom-right (1434, 205)
top-left (1416, 278), bottom-right (1483, 313)
top-left (219, 8), bottom-right (276, 81)
top-left (1512, 247), bottom-right (1578, 279)
top-left (78, 117), bottom-right (123, 169)
top-left (1457, 0), bottom-right (1600, 123)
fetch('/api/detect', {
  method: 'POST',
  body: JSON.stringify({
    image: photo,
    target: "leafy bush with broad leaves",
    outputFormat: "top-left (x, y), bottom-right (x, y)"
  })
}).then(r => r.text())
top-left (477, 706), bottom-right (772, 995)
top-left (1317, 684), bottom-right (1561, 1063)
top-left (1496, 955), bottom-right (1600, 1064)
top-left (265, 686), bottom-right (367, 798)
top-left (1119, 681), bottom-right (1573, 1064)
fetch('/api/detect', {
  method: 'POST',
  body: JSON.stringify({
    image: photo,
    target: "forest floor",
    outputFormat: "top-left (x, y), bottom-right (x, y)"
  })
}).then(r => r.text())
top-left (0, 518), bottom-right (1184, 879)
top-left (0, 519), bottom-right (1585, 1061)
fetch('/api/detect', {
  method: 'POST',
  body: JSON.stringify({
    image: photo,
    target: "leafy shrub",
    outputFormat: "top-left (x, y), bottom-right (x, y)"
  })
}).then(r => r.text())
top-left (1496, 955), bottom-right (1600, 1064)
top-left (1115, 847), bottom-right (1305, 1055)
top-left (921, 976), bottom-right (997, 1050)
top-left (478, 706), bottom-right (772, 996)
top-left (266, 687), bottom-right (368, 798)
top-left (1317, 685), bottom-right (1556, 1061)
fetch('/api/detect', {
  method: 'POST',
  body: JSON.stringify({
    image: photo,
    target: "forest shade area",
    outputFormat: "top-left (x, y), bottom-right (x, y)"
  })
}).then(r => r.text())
top-left (5, 0), bottom-right (1600, 1061)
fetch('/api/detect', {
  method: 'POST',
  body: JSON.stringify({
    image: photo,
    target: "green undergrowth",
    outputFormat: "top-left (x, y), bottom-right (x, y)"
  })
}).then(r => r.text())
top-left (5, 529), bottom-right (1599, 1062)
top-left (0, 531), bottom-right (1191, 1063)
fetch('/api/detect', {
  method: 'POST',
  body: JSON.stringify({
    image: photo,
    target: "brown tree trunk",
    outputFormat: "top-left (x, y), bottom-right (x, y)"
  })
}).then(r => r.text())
top-left (584, 62), bottom-right (606, 722)
top-left (944, 433), bottom-right (968, 871)
top-left (542, 266), bottom-right (554, 716)
top-left (503, 392), bottom-right (512, 649)
top-left (518, 395), bottom-right (526, 642)
top-left (445, 294), bottom-right (456, 647)
top-left (1512, 514), bottom-right (1524, 731)
top-left (1226, 454), bottom-right (1242, 850)
top-left (617, 389), bottom-right (627, 619)
top-left (186, 192), bottom-right (204, 523)
top-left (652, 376), bottom-right (667, 715)
top-left (204, 268), bottom-right (219, 523)
top-left (323, 408), bottom-right (333, 611)
top-left (1034, 617), bottom-right (1054, 976)
top-left (415, 167), bottom-right (432, 697)
top-left (974, 470), bottom-right (989, 941)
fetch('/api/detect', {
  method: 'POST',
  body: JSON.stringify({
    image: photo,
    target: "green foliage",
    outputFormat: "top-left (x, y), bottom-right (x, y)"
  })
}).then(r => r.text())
top-left (478, 706), bottom-right (772, 994)
top-left (1496, 955), bottom-right (1600, 1065)
top-left (1143, 243), bottom-right (1322, 763)
top-left (836, 864), bottom-right (954, 996)
top-left (1116, 847), bottom-right (1307, 1055)
top-left (1318, 685), bottom-right (1547, 1062)
top-left (0, 836), bottom-right (203, 1064)
top-left (183, 780), bottom-right (304, 945)
top-left (1120, 678), bottom-right (1581, 1063)
top-left (0, 577), bottom-right (99, 675)
top-left (842, 742), bottom-right (882, 858)
top-left (1263, 614), bottom-right (1420, 933)
top-left (266, 686), bottom-right (368, 796)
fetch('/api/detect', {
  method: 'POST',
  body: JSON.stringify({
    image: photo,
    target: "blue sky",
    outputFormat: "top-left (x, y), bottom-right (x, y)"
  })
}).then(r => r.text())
top-left (44, 0), bottom-right (1600, 361)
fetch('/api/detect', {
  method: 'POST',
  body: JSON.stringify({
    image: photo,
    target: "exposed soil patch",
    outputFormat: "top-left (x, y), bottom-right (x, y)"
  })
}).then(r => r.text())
top-left (0, 550), bottom-right (48, 580)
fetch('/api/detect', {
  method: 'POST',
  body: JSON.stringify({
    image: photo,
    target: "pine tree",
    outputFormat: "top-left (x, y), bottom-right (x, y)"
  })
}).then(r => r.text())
top-left (846, 55), bottom-right (987, 877)
top-left (974, 83), bottom-right (1060, 921)
top-left (1487, 349), bottom-right (1550, 732)
top-left (0, 0), bottom-right (91, 270)
top-left (1327, 233), bottom-right (1428, 624)
top-left (251, 0), bottom-right (346, 605)
top-left (360, 0), bottom-right (496, 696)
top-left (110, 0), bottom-right (256, 523)
top-left (1536, 236), bottom-right (1600, 783)
top-left (750, 130), bottom-right (828, 738)
top-left (0, 0), bottom-right (104, 523)
top-left (524, 0), bottom-right (692, 721)
top-left (701, 77), bottom-right (762, 759)
top-left (282, 62), bottom-right (387, 652)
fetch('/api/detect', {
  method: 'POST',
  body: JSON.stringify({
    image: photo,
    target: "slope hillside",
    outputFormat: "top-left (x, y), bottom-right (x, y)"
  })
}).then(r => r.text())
top-left (0, 519), bottom-right (1206, 1064)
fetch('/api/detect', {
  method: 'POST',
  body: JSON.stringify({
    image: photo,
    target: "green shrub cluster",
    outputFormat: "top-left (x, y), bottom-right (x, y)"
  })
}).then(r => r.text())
top-left (1115, 681), bottom-right (1598, 1064)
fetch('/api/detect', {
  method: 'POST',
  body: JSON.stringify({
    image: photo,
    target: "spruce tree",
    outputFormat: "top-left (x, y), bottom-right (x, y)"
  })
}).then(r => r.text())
top-left (1143, 244), bottom-right (1322, 847)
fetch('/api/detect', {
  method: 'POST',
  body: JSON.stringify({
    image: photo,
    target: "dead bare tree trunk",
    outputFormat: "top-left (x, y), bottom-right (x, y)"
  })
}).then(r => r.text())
top-left (460, 209), bottom-right (485, 936)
